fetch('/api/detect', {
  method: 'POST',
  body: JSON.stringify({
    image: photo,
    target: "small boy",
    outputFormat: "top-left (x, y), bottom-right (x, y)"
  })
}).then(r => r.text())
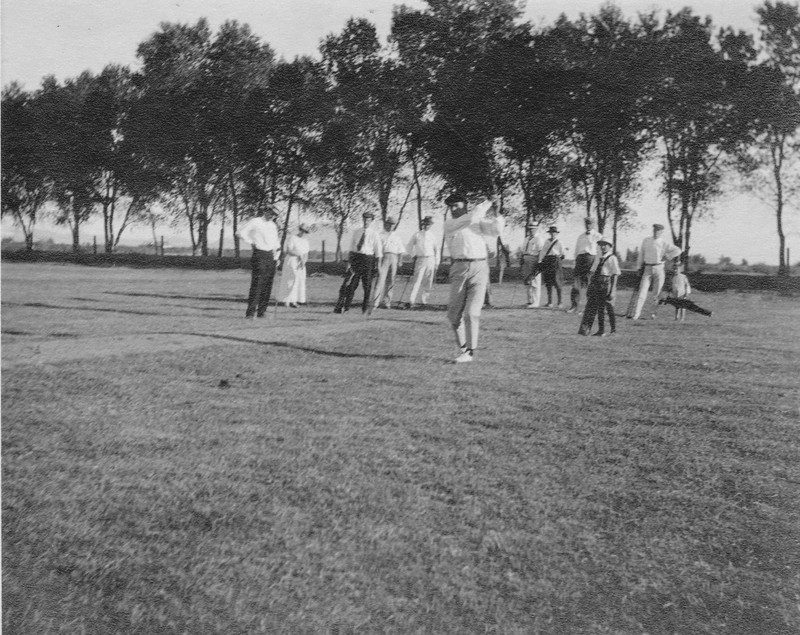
top-left (670, 260), bottom-right (690, 321)
top-left (658, 260), bottom-right (713, 319)
top-left (578, 238), bottom-right (620, 336)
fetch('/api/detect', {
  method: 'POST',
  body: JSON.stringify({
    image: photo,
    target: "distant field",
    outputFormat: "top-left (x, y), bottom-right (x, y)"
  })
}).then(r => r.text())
top-left (3, 262), bottom-right (799, 634)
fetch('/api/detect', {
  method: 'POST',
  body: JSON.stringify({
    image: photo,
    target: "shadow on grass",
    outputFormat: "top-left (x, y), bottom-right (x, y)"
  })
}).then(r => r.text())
top-left (103, 291), bottom-right (243, 303)
top-left (184, 332), bottom-right (416, 360)
top-left (5, 302), bottom-right (165, 317)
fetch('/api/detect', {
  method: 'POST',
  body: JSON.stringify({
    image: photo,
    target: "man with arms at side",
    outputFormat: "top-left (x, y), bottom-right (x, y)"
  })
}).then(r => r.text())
top-left (444, 192), bottom-right (504, 363)
top-left (567, 217), bottom-right (603, 313)
top-left (372, 216), bottom-right (406, 310)
top-left (631, 223), bottom-right (683, 320)
top-left (520, 224), bottom-right (547, 308)
top-left (406, 216), bottom-right (440, 308)
top-left (237, 207), bottom-right (281, 319)
top-left (334, 210), bottom-right (384, 314)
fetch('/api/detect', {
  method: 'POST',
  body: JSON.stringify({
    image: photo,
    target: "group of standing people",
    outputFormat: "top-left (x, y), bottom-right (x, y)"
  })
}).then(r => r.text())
top-left (238, 197), bottom-right (707, 363)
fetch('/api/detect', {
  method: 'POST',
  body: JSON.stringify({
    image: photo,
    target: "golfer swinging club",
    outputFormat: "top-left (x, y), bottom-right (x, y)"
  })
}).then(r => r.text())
top-left (443, 192), bottom-right (504, 363)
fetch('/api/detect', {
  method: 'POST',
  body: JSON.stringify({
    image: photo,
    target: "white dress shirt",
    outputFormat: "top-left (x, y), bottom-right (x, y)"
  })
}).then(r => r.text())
top-left (444, 200), bottom-right (505, 259)
top-left (407, 230), bottom-right (439, 260)
top-left (637, 236), bottom-right (682, 268)
top-left (237, 217), bottom-right (281, 254)
top-left (523, 232), bottom-right (547, 256)
top-left (574, 230), bottom-right (603, 256)
top-left (382, 232), bottom-right (406, 255)
top-left (349, 226), bottom-right (384, 258)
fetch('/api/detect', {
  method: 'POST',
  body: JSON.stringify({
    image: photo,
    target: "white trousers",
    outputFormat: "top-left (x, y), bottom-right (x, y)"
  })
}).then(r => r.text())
top-left (633, 264), bottom-right (665, 319)
top-left (409, 256), bottom-right (437, 305)
top-left (278, 256), bottom-right (306, 304)
top-left (372, 253), bottom-right (400, 308)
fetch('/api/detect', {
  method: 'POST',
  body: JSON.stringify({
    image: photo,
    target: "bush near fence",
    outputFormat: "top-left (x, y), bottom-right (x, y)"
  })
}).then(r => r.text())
top-left (2, 249), bottom-right (799, 295)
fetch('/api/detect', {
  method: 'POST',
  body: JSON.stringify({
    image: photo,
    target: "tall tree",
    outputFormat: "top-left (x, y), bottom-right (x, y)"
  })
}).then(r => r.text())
top-left (747, 1), bottom-right (800, 273)
top-left (320, 18), bottom-right (409, 222)
top-left (392, 0), bottom-right (527, 195)
top-left (132, 19), bottom-right (274, 256)
top-left (546, 8), bottom-right (652, 244)
top-left (1, 83), bottom-right (53, 250)
top-left (647, 9), bottom-right (756, 260)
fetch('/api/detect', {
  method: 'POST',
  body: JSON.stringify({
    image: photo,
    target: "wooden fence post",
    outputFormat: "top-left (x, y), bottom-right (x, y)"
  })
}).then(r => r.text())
top-left (322, 240), bottom-right (326, 265)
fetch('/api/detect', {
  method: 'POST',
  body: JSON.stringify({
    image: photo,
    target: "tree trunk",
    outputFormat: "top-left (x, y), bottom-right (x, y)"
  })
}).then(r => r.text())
top-left (25, 233), bottom-right (34, 251)
top-left (228, 171), bottom-right (241, 258)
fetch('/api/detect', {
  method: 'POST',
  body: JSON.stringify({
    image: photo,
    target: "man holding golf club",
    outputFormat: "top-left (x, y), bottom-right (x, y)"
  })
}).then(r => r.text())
top-left (443, 192), bottom-right (504, 363)
top-left (334, 210), bottom-right (383, 314)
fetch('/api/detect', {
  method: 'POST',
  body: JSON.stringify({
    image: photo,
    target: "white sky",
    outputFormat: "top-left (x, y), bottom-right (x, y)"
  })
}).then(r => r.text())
top-left (2, 0), bottom-right (797, 264)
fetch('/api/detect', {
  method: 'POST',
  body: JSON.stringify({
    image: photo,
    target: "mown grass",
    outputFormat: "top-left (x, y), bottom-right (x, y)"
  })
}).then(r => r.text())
top-left (3, 264), bottom-right (800, 633)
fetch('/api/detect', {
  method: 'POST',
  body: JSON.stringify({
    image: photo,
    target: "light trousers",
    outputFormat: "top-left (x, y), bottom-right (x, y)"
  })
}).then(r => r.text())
top-left (409, 256), bottom-right (437, 305)
top-left (633, 264), bottom-right (666, 319)
top-left (373, 253), bottom-right (400, 308)
top-left (447, 260), bottom-right (489, 351)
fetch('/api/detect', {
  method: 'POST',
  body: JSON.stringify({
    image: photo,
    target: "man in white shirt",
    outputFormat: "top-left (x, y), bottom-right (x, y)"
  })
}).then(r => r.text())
top-left (444, 192), bottom-right (504, 363)
top-left (406, 215), bottom-right (440, 308)
top-left (237, 207), bottom-right (281, 319)
top-left (631, 223), bottom-right (683, 320)
top-left (372, 216), bottom-right (406, 310)
top-left (521, 225), bottom-right (547, 308)
top-left (568, 217), bottom-right (603, 313)
top-left (334, 210), bottom-right (384, 314)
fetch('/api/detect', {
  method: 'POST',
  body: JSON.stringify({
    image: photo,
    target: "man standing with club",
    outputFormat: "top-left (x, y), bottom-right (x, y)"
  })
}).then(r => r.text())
top-left (372, 216), bottom-right (406, 311)
top-left (630, 223), bottom-right (683, 320)
top-left (406, 215), bottom-right (440, 309)
top-left (567, 217), bottom-right (603, 313)
top-left (237, 207), bottom-right (281, 319)
top-left (444, 192), bottom-right (504, 363)
top-left (334, 210), bottom-right (383, 314)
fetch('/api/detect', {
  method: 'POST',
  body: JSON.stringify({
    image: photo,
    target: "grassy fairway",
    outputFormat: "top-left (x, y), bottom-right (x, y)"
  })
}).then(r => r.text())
top-left (3, 263), bottom-right (799, 634)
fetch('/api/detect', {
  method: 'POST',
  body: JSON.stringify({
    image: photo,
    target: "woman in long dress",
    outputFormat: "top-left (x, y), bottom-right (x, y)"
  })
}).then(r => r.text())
top-left (278, 224), bottom-right (311, 307)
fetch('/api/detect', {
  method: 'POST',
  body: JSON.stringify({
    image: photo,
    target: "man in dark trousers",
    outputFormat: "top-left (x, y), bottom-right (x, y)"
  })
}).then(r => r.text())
top-left (334, 210), bottom-right (384, 314)
top-left (237, 207), bottom-right (281, 319)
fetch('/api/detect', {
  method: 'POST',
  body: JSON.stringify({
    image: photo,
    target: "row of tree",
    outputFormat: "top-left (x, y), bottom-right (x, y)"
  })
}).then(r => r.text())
top-left (3, 1), bottom-right (799, 269)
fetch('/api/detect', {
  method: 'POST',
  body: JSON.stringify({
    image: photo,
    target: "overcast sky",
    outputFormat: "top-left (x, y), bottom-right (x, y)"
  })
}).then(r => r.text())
top-left (2, 0), bottom-right (795, 264)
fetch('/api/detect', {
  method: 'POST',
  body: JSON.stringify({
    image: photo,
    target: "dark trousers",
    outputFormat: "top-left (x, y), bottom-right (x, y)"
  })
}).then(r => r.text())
top-left (570, 253), bottom-right (594, 309)
top-left (335, 253), bottom-right (376, 312)
top-left (246, 249), bottom-right (277, 317)
top-left (579, 276), bottom-right (616, 334)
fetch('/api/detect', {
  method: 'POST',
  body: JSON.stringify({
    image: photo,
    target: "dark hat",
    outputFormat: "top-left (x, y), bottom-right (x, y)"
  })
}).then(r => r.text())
top-left (597, 237), bottom-right (613, 247)
top-left (653, 223), bottom-right (665, 231)
top-left (363, 211), bottom-right (376, 219)
top-left (298, 223), bottom-right (310, 234)
top-left (384, 216), bottom-right (396, 225)
top-left (548, 226), bottom-right (559, 234)
top-left (421, 215), bottom-right (433, 226)
top-left (583, 217), bottom-right (594, 224)
top-left (444, 192), bottom-right (467, 206)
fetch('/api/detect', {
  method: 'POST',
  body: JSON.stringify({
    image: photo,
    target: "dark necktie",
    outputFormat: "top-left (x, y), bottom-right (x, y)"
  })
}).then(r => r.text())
top-left (356, 231), bottom-right (366, 253)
